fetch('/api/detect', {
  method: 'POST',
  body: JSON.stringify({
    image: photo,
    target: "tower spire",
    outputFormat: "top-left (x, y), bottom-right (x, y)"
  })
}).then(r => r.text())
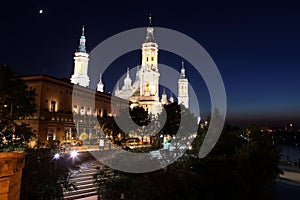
top-left (178, 61), bottom-right (189, 108)
top-left (148, 14), bottom-right (152, 27)
top-left (145, 15), bottom-right (155, 43)
top-left (78, 25), bottom-right (86, 53)
top-left (97, 73), bottom-right (104, 92)
top-left (99, 73), bottom-right (103, 83)
top-left (123, 67), bottom-right (132, 90)
top-left (161, 87), bottom-right (168, 105)
top-left (126, 67), bottom-right (130, 77)
top-left (71, 26), bottom-right (90, 87)
top-left (116, 81), bottom-right (120, 91)
top-left (169, 92), bottom-right (174, 103)
top-left (181, 61), bottom-right (186, 78)
top-left (135, 65), bottom-right (140, 81)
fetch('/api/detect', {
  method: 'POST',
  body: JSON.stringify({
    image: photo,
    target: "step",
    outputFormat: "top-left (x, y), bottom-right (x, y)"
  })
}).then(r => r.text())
top-left (64, 190), bottom-right (98, 200)
top-left (70, 179), bottom-right (94, 185)
top-left (65, 182), bottom-right (96, 193)
top-left (74, 179), bottom-right (95, 185)
top-left (62, 156), bottom-right (103, 199)
top-left (71, 171), bottom-right (96, 178)
top-left (75, 182), bottom-right (95, 189)
top-left (70, 178), bottom-right (94, 185)
top-left (64, 186), bottom-right (96, 196)
top-left (79, 166), bottom-right (100, 170)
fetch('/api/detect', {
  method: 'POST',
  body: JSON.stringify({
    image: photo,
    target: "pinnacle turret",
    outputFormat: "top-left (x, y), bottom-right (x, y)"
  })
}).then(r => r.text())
top-left (97, 73), bottom-right (104, 92)
top-left (180, 61), bottom-right (186, 78)
top-left (145, 15), bottom-right (155, 43)
top-left (78, 25), bottom-right (86, 53)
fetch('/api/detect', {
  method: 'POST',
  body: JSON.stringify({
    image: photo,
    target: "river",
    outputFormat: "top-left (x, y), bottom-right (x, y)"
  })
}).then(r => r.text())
top-left (280, 144), bottom-right (300, 162)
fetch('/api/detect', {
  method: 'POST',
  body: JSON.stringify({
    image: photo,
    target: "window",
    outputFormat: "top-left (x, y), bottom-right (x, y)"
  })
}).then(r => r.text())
top-left (80, 106), bottom-right (85, 115)
top-left (151, 57), bottom-right (154, 61)
top-left (50, 101), bottom-right (56, 112)
top-left (47, 127), bottom-right (56, 140)
top-left (73, 105), bottom-right (78, 114)
top-left (64, 127), bottom-right (72, 141)
top-left (87, 107), bottom-right (91, 115)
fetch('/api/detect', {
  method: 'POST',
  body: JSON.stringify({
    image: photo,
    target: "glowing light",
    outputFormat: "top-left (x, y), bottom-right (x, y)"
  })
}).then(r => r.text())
top-left (39, 9), bottom-right (43, 14)
top-left (54, 153), bottom-right (60, 159)
top-left (70, 150), bottom-right (78, 158)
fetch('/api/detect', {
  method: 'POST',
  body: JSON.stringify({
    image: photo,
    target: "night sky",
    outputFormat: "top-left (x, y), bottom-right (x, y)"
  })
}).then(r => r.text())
top-left (1, 0), bottom-right (300, 127)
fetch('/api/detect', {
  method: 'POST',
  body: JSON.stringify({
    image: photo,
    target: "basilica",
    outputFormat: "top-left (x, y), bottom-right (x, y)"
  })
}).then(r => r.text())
top-left (70, 17), bottom-right (189, 115)
top-left (19, 18), bottom-right (190, 144)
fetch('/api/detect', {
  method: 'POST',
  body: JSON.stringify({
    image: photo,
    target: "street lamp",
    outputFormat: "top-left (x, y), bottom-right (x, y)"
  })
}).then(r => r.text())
top-left (53, 153), bottom-right (60, 160)
top-left (3, 104), bottom-right (13, 120)
top-left (70, 150), bottom-right (78, 158)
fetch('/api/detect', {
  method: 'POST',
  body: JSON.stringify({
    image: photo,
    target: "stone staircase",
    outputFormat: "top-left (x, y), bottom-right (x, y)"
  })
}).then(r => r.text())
top-left (63, 160), bottom-right (102, 200)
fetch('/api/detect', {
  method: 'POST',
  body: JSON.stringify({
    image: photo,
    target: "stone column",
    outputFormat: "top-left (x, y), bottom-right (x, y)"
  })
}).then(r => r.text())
top-left (0, 152), bottom-right (25, 200)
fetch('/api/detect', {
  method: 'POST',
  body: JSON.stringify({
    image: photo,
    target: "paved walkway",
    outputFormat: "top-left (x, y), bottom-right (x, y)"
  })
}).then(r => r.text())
top-left (275, 160), bottom-right (300, 199)
top-left (277, 161), bottom-right (300, 185)
top-left (77, 195), bottom-right (98, 200)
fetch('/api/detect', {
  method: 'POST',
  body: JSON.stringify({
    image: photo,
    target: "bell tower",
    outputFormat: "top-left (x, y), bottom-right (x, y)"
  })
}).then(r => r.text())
top-left (70, 26), bottom-right (90, 87)
top-left (178, 61), bottom-right (189, 108)
top-left (138, 15), bottom-right (161, 114)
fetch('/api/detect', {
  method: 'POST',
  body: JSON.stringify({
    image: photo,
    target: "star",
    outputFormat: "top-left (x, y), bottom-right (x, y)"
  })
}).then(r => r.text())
top-left (39, 9), bottom-right (43, 14)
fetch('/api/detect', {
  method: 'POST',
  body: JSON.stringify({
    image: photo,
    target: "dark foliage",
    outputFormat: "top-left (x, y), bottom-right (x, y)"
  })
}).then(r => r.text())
top-left (94, 124), bottom-right (281, 199)
top-left (21, 149), bottom-right (93, 200)
top-left (0, 65), bottom-right (37, 151)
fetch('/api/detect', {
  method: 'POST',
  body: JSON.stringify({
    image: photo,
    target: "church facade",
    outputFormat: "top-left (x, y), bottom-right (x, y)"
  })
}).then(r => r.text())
top-left (19, 18), bottom-right (190, 145)
top-left (71, 17), bottom-right (190, 115)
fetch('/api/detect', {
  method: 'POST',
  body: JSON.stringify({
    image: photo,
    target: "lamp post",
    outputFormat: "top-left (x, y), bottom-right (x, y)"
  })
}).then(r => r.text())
top-left (9, 104), bottom-right (13, 120)
top-left (76, 120), bottom-right (79, 141)
top-left (88, 115), bottom-right (91, 147)
top-left (3, 104), bottom-right (13, 120)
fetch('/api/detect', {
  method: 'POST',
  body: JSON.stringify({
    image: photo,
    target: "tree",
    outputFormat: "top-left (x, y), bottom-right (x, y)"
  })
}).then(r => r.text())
top-left (130, 106), bottom-right (150, 126)
top-left (98, 116), bottom-right (123, 140)
top-left (98, 106), bottom-right (150, 142)
top-left (0, 65), bottom-right (37, 151)
top-left (20, 149), bottom-right (95, 200)
top-left (94, 123), bottom-right (281, 200)
top-left (157, 103), bottom-right (181, 136)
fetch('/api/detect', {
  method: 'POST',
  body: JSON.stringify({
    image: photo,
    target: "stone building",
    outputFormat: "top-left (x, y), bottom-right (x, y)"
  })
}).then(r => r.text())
top-left (21, 75), bottom-right (127, 144)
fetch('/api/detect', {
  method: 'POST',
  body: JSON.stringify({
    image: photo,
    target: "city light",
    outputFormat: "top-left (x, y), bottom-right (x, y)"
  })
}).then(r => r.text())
top-left (53, 153), bottom-right (60, 159)
top-left (70, 150), bottom-right (78, 158)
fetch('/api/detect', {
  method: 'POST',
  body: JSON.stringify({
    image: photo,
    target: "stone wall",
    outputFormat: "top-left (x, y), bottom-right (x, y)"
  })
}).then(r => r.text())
top-left (0, 152), bottom-right (25, 200)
